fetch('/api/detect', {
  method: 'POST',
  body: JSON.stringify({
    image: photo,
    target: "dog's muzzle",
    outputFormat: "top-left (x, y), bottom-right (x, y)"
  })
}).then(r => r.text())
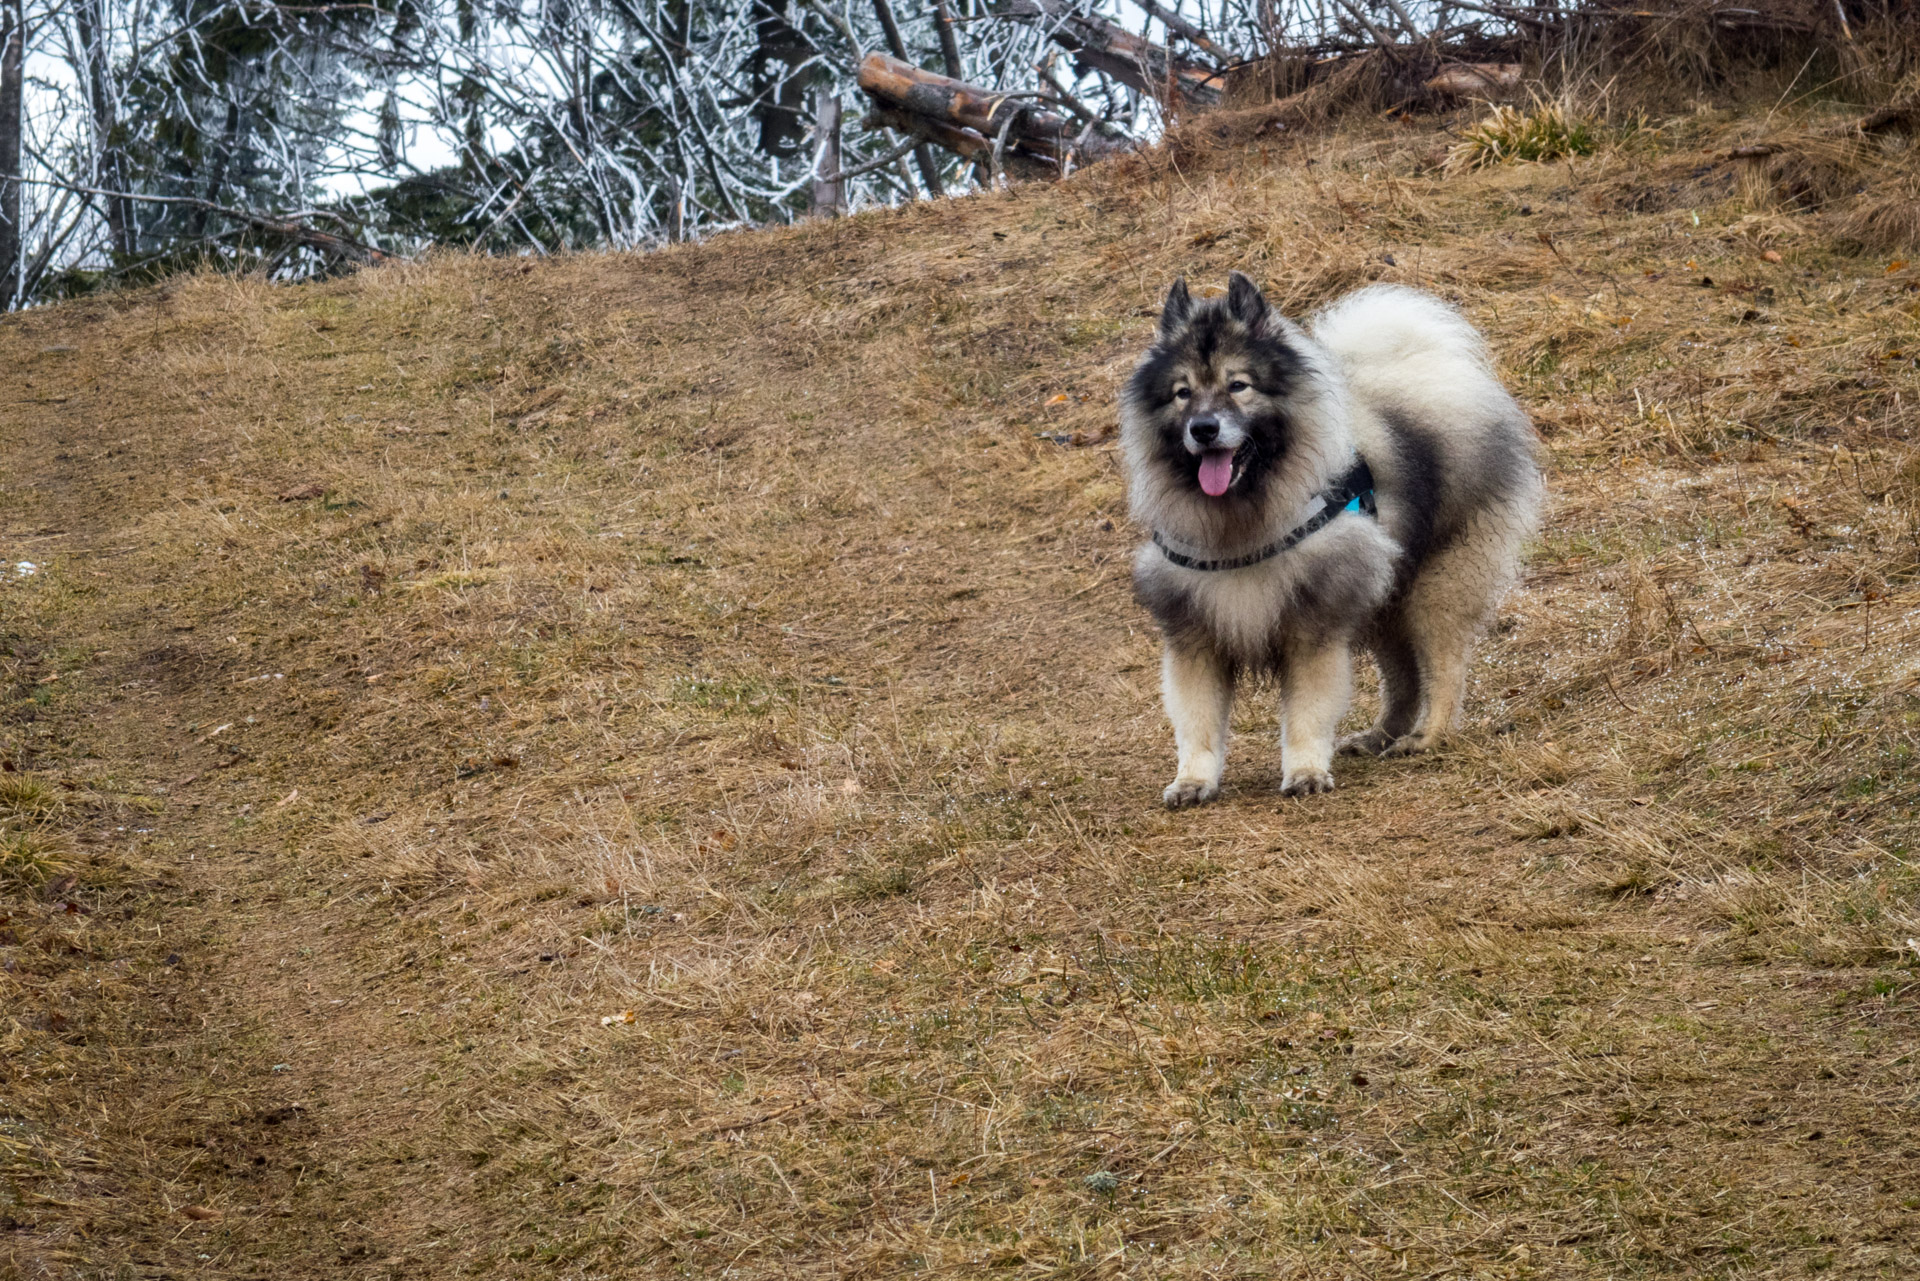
top-left (1185, 415), bottom-right (1247, 497)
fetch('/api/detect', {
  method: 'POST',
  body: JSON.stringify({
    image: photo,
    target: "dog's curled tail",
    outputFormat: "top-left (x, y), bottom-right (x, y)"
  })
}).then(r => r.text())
top-left (1308, 283), bottom-right (1493, 377)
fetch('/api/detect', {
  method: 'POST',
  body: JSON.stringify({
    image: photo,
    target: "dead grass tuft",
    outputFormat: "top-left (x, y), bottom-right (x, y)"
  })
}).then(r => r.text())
top-left (0, 773), bottom-right (59, 819)
top-left (1447, 100), bottom-right (1600, 172)
top-left (1733, 134), bottom-right (1879, 211)
top-left (1836, 180), bottom-right (1920, 252)
top-left (0, 829), bottom-right (68, 893)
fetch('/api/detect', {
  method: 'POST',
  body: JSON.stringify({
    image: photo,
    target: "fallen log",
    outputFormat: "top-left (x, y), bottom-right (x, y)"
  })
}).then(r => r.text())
top-left (856, 52), bottom-right (1132, 174)
top-left (1854, 100), bottom-right (1917, 136)
top-left (862, 102), bottom-right (995, 163)
top-left (1423, 62), bottom-right (1523, 98)
top-left (861, 104), bottom-right (1064, 183)
top-left (994, 0), bottom-right (1224, 108)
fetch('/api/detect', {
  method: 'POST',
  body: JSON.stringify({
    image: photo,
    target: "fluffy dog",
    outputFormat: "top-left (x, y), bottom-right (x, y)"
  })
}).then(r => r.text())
top-left (1121, 273), bottom-right (1541, 806)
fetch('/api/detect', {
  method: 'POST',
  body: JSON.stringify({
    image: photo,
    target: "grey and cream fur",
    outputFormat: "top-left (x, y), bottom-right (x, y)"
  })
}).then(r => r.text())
top-left (1122, 273), bottom-right (1541, 807)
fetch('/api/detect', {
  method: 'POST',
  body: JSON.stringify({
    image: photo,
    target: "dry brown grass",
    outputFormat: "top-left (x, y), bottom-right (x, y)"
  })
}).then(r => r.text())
top-left (3, 97), bottom-right (1919, 1280)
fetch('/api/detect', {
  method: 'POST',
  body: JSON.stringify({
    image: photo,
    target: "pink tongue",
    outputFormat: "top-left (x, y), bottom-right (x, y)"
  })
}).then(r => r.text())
top-left (1198, 449), bottom-right (1235, 497)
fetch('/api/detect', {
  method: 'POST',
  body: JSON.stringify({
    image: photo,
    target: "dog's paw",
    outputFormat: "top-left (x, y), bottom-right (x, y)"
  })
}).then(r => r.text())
top-left (1382, 732), bottom-right (1436, 758)
top-left (1280, 767), bottom-right (1335, 797)
top-left (1336, 729), bottom-right (1394, 757)
top-left (1163, 777), bottom-right (1220, 809)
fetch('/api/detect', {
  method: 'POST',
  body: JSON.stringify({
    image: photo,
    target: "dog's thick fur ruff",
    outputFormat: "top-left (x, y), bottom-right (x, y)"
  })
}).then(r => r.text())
top-left (1121, 275), bottom-right (1542, 806)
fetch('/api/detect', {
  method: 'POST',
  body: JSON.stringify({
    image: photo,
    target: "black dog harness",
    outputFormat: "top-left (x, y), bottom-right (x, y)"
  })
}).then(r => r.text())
top-left (1151, 458), bottom-right (1376, 572)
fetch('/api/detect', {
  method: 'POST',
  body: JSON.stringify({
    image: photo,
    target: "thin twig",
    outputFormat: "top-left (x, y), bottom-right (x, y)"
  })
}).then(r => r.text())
top-left (1601, 669), bottom-right (1642, 715)
top-left (822, 134), bottom-right (922, 183)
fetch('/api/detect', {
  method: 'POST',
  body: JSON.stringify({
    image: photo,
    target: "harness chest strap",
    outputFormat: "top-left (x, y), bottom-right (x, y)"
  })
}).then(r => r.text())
top-left (1152, 459), bottom-right (1376, 573)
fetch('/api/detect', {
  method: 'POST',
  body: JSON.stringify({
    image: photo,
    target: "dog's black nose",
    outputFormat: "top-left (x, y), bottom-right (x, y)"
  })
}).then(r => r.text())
top-left (1188, 416), bottom-right (1219, 445)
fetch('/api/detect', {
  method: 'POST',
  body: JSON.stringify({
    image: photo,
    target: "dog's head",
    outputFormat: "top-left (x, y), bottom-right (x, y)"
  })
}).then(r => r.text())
top-left (1123, 272), bottom-right (1307, 504)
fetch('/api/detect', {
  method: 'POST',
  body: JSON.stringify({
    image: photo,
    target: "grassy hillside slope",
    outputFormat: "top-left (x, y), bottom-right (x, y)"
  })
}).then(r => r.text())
top-left (3, 103), bottom-right (1919, 1279)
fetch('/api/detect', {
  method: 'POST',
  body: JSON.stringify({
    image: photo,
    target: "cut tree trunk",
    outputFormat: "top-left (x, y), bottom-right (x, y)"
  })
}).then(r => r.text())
top-left (995, 0), bottom-right (1223, 108)
top-left (811, 91), bottom-right (846, 216)
top-left (857, 52), bottom-right (1132, 175)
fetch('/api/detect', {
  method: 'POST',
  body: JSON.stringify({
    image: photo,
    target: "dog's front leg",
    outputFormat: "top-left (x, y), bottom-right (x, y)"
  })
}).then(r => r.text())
top-left (1280, 638), bottom-right (1352, 796)
top-left (1161, 641), bottom-right (1233, 808)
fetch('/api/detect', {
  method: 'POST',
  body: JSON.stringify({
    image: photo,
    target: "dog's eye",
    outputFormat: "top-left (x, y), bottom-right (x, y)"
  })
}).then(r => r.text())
top-left (1228, 380), bottom-right (1251, 394)
top-left (1173, 387), bottom-right (1191, 401)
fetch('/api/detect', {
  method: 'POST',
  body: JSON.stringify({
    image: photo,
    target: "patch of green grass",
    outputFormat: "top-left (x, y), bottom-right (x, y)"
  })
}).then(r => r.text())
top-left (668, 674), bottom-right (779, 714)
top-left (845, 862), bottom-right (918, 901)
top-left (1060, 317), bottom-right (1124, 349)
top-left (1094, 937), bottom-right (1327, 1013)
top-left (1448, 102), bottom-right (1598, 172)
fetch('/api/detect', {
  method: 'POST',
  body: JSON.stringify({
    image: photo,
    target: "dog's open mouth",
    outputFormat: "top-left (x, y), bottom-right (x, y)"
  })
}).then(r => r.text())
top-left (1197, 447), bottom-right (1241, 498)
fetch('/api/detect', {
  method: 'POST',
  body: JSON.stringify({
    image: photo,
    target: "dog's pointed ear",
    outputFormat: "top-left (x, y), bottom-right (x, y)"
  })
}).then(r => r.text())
top-left (1225, 271), bottom-right (1270, 327)
top-left (1158, 277), bottom-right (1193, 339)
